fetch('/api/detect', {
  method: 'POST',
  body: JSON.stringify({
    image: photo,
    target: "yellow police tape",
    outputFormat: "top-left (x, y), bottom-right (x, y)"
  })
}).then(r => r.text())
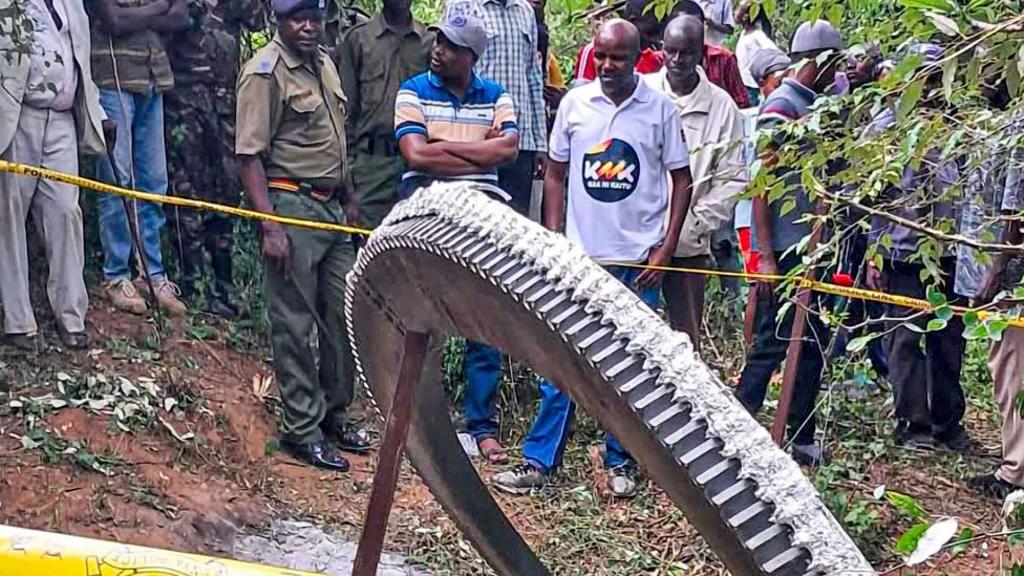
top-left (0, 159), bottom-right (1020, 328)
top-left (0, 525), bottom-right (318, 576)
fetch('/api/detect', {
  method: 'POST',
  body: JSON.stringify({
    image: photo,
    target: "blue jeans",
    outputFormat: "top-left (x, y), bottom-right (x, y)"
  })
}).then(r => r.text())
top-left (95, 88), bottom-right (168, 281)
top-left (464, 340), bottom-right (502, 440)
top-left (523, 265), bottom-right (660, 472)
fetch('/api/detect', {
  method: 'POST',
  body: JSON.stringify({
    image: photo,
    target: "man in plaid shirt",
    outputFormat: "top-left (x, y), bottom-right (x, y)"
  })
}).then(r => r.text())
top-left (443, 0), bottom-right (547, 465)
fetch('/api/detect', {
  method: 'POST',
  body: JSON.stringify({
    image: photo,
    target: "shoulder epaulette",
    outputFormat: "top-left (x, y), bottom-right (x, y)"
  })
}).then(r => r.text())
top-left (246, 46), bottom-right (280, 76)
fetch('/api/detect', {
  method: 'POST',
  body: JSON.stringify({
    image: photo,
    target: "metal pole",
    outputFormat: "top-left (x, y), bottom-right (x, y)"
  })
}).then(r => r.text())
top-left (352, 330), bottom-right (430, 576)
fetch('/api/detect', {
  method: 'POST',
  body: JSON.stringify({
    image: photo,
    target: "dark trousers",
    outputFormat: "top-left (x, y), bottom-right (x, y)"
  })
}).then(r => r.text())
top-left (498, 151), bottom-right (536, 216)
top-left (736, 252), bottom-right (829, 445)
top-left (460, 150), bottom-right (537, 440)
top-left (662, 255), bottom-right (709, 353)
top-left (832, 230), bottom-right (888, 377)
top-left (883, 258), bottom-right (966, 440)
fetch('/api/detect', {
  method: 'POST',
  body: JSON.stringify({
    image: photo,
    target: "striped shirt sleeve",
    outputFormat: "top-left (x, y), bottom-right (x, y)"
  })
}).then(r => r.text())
top-left (395, 84), bottom-right (427, 140)
top-left (493, 91), bottom-right (518, 135)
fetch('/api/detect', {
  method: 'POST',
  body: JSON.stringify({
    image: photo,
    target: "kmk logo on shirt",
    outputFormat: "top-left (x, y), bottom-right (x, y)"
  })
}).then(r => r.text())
top-left (582, 138), bottom-right (640, 202)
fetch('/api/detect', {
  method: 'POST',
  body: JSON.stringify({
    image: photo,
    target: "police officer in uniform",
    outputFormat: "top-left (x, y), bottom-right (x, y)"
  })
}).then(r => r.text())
top-left (235, 0), bottom-right (368, 471)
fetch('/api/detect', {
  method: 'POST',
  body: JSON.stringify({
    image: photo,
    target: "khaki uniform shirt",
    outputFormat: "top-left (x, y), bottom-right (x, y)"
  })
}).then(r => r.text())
top-left (337, 15), bottom-right (433, 151)
top-left (235, 36), bottom-right (348, 190)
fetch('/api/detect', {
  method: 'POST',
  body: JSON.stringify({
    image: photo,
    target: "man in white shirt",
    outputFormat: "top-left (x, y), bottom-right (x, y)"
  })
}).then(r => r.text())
top-left (492, 18), bottom-right (693, 499)
top-left (695, 0), bottom-right (734, 47)
top-left (644, 14), bottom-right (746, 353)
top-left (0, 0), bottom-right (108, 351)
top-left (734, 0), bottom-right (778, 104)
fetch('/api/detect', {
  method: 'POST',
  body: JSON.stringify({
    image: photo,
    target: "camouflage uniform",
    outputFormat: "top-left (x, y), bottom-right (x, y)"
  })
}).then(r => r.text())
top-left (164, 0), bottom-right (262, 314)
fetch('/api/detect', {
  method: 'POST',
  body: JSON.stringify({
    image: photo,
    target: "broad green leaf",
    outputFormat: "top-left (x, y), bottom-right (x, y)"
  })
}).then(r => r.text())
top-left (990, 319), bottom-right (1010, 340)
top-left (935, 305), bottom-right (953, 321)
top-left (886, 490), bottom-right (927, 519)
top-left (925, 11), bottom-right (960, 35)
top-left (846, 335), bottom-right (874, 353)
top-left (927, 318), bottom-right (948, 331)
top-left (779, 198), bottom-right (797, 216)
top-left (895, 522), bottom-right (930, 554)
top-left (898, 0), bottom-right (956, 12)
top-left (964, 323), bottom-right (989, 341)
top-left (897, 79), bottom-right (926, 122)
top-left (963, 310), bottom-right (979, 327)
top-left (926, 284), bottom-right (946, 307)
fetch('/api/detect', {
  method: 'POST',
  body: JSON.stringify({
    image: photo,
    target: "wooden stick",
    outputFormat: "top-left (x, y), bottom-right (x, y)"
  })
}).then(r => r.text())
top-left (352, 331), bottom-right (430, 576)
top-left (771, 224), bottom-right (824, 445)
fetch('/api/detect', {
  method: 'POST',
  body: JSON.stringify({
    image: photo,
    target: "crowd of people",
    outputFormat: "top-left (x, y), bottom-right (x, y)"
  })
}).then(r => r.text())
top-left (1, 0), bottom-right (1022, 503)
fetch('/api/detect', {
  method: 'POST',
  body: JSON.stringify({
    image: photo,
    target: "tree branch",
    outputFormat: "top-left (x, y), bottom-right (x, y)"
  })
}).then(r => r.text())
top-left (812, 180), bottom-right (1024, 256)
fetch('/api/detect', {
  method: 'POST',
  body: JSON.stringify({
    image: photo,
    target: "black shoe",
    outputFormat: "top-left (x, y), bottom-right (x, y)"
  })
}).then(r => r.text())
top-left (896, 425), bottom-right (937, 451)
top-left (968, 472), bottom-right (1020, 500)
top-left (56, 324), bottom-right (91, 350)
top-left (938, 428), bottom-right (974, 454)
top-left (6, 332), bottom-right (45, 353)
top-left (206, 296), bottom-right (238, 320)
top-left (281, 440), bottom-right (350, 472)
top-left (791, 442), bottom-right (829, 467)
top-left (322, 424), bottom-right (372, 455)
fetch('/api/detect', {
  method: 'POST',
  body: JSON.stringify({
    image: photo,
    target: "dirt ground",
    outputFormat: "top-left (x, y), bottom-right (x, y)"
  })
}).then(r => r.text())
top-left (0, 297), bottom-right (1021, 575)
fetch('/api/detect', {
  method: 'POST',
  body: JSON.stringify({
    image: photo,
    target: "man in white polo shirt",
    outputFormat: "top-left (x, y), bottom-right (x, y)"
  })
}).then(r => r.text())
top-left (492, 18), bottom-right (693, 499)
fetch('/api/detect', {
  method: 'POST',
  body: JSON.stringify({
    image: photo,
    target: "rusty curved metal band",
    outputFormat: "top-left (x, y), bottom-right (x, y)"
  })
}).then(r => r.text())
top-left (345, 182), bottom-right (876, 576)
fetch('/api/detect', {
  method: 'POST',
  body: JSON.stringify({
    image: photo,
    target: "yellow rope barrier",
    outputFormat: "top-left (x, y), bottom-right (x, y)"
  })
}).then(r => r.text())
top-left (1, 159), bottom-right (1020, 327)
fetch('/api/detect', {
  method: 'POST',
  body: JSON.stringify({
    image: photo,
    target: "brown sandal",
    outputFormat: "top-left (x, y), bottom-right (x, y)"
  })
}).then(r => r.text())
top-left (477, 437), bottom-right (509, 464)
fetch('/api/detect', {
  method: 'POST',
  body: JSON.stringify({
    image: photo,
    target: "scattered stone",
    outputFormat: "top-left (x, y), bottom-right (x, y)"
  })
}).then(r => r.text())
top-left (232, 520), bottom-right (430, 576)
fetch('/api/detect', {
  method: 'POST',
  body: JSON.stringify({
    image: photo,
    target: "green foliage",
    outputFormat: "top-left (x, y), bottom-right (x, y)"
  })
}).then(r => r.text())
top-left (894, 521), bottom-right (930, 554)
top-left (885, 490), bottom-right (927, 519)
top-left (19, 429), bottom-right (123, 476)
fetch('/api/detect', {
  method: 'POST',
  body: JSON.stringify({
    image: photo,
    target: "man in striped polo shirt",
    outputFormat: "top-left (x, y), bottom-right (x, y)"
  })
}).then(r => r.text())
top-left (395, 14), bottom-right (519, 197)
top-left (395, 14), bottom-right (521, 463)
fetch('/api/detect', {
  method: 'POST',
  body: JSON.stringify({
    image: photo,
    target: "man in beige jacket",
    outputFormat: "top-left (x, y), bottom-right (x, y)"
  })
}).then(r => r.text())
top-left (0, 0), bottom-right (107, 350)
top-left (644, 14), bottom-right (747, 352)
